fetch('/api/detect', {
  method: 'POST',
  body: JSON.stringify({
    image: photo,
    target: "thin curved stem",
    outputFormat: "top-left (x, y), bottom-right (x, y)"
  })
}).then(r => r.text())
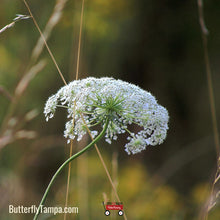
top-left (23, 0), bottom-right (67, 85)
top-left (197, 1), bottom-right (220, 219)
top-left (33, 119), bottom-right (109, 220)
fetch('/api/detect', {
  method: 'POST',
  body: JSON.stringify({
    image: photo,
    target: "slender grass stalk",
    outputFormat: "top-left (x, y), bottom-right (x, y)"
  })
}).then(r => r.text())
top-left (0, 60), bottom-right (46, 134)
top-left (75, 0), bottom-right (85, 81)
top-left (33, 118), bottom-right (109, 220)
top-left (77, 138), bottom-right (89, 220)
top-left (197, 0), bottom-right (220, 219)
top-left (63, 141), bottom-right (73, 220)
top-left (23, 0), bottom-right (67, 85)
top-left (30, 0), bottom-right (68, 62)
top-left (0, 86), bottom-right (12, 101)
top-left (64, 1), bottom-right (85, 218)
top-left (80, 114), bottom-right (128, 220)
top-left (0, 14), bottom-right (30, 34)
top-left (197, 0), bottom-right (220, 156)
top-left (111, 151), bottom-right (118, 220)
top-left (64, 102), bottom-right (76, 220)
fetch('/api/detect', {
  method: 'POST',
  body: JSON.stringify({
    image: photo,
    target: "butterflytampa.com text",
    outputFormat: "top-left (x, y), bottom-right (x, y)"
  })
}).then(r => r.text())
top-left (9, 205), bottom-right (78, 215)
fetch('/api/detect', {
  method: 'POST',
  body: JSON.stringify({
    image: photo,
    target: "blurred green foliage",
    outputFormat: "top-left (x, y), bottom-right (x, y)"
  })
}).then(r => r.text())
top-left (0, 0), bottom-right (220, 219)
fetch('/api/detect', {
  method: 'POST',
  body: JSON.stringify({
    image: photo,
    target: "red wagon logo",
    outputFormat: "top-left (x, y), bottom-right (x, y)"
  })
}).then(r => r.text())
top-left (102, 202), bottom-right (124, 216)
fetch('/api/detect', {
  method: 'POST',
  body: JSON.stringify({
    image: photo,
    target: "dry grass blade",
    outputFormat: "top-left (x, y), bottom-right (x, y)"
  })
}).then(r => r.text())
top-left (0, 86), bottom-right (13, 101)
top-left (0, 136), bottom-right (12, 150)
top-left (0, 14), bottom-right (30, 34)
top-left (103, 192), bottom-right (108, 204)
top-left (79, 113), bottom-right (128, 220)
top-left (63, 141), bottom-right (73, 220)
top-left (208, 201), bottom-right (216, 212)
top-left (0, 130), bottom-right (37, 150)
top-left (15, 130), bottom-right (37, 139)
top-left (197, 0), bottom-right (220, 219)
top-left (24, 109), bottom-right (39, 122)
top-left (30, 0), bottom-right (68, 62)
top-left (64, 101), bottom-right (77, 220)
top-left (0, 108), bottom-right (38, 150)
top-left (23, 0), bottom-right (67, 85)
top-left (64, 0), bottom-right (85, 218)
top-left (197, 0), bottom-right (209, 35)
top-left (111, 151), bottom-right (118, 202)
top-left (1, 60), bottom-right (46, 134)
top-left (214, 172), bottom-right (220, 185)
top-left (15, 60), bottom-right (46, 97)
top-left (197, 0), bottom-right (220, 157)
top-left (0, 22), bottom-right (15, 34)
top-left (75, 0), bottom-right (85, 80)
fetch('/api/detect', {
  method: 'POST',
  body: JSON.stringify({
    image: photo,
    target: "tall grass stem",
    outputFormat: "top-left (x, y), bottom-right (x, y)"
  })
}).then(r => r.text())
top-left (197, 0), bottom-right (220, 218)
top-left (80, 114), bottom-right (128, 220)
top-left (64, 1), bottom-right (85, 218)
top-left (23, 0), bottom-right (67, 85)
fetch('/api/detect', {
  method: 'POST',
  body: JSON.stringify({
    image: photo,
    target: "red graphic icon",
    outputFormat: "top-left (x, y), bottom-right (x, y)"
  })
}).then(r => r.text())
top-left (102, 202), bottom-right (124, 216)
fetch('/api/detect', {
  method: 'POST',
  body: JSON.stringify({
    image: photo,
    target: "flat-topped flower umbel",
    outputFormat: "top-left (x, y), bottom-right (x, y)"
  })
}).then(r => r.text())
top-left (44, 77), bottom-right (169, 154)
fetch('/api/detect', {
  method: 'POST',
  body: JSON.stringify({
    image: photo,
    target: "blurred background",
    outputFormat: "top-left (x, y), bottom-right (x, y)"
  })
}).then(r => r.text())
top-left (0, 0), bottom-right (220, 219)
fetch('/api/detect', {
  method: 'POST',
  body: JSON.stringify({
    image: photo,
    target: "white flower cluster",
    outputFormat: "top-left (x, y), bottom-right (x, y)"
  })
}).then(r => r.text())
top-left (44, 77), bottom-right (169, 154)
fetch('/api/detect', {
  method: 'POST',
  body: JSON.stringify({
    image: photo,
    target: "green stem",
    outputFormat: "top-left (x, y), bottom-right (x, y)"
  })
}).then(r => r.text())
top-left (33, 118), bottom-right (109, 220)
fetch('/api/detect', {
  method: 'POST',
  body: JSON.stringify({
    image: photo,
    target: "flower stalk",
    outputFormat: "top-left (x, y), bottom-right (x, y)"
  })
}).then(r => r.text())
top-left (33, 118), bottom-right (109, 220)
